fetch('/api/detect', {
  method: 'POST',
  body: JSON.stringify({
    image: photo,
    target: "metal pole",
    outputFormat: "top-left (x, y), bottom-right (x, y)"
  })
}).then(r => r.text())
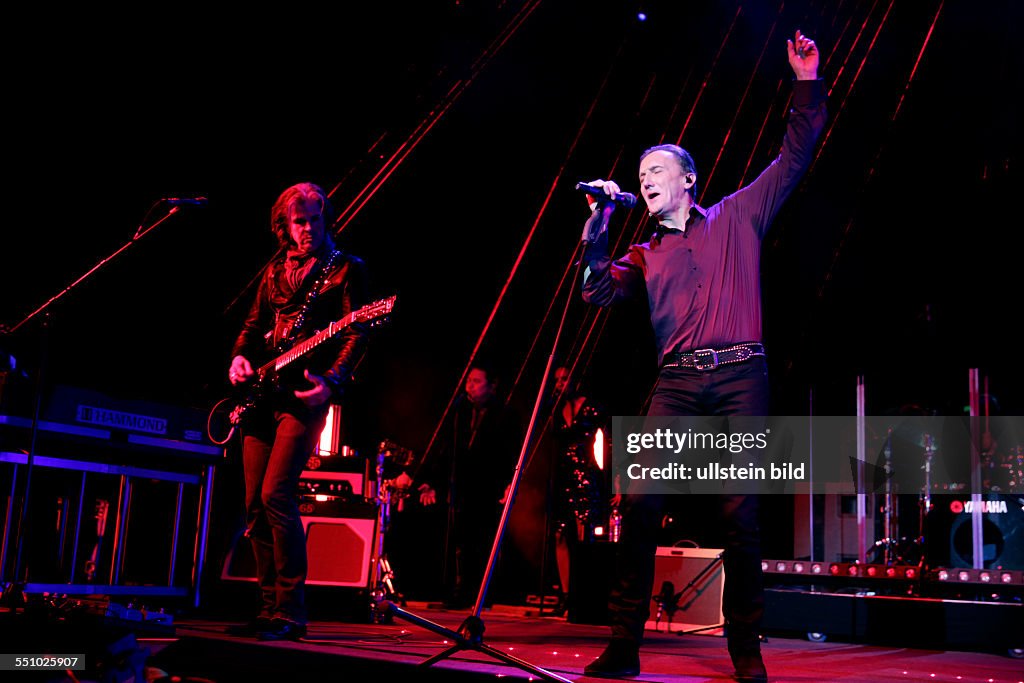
top-left (856, 376), bottom-right (867, 565)
top-left (191, 464), bottom-right (215, 609)
top-left (968, 369), bottom-right (983, 569)
top-left (168, 482), bottom-right (184, 586)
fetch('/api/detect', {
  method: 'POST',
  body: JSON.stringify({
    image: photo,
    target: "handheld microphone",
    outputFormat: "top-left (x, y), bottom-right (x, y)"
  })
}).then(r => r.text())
top-left (575, 182), bottom-right (637, 209)
top-left (162, 197), bottom-right (209, 205)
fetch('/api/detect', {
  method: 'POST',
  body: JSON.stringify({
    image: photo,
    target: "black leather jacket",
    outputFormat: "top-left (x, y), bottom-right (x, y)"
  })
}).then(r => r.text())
top-left (231, 249), bottom-right (369, 399)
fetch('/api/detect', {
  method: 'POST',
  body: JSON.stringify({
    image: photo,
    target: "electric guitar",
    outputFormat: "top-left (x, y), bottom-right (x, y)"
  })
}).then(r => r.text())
top-left (228, 295), bottom-right (396, 427)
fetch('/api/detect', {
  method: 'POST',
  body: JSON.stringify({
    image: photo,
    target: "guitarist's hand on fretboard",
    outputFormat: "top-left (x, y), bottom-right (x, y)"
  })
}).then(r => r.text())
top-left (294, 369), bottom-right (332, 407)
top-left (229, 355), bottom-right (255, 385)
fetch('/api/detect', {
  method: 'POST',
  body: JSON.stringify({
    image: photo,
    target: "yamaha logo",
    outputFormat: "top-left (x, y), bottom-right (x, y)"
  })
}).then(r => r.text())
top-left (950, 499), bottom-right (1008, 514)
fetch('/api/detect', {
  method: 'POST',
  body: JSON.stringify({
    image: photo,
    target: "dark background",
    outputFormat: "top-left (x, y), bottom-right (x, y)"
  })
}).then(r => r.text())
top-left (1, 1), bottom-right (1020, 599)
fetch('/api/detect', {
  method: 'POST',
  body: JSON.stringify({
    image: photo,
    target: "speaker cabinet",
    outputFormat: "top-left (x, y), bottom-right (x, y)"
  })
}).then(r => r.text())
top-left (645, 547), bottom-right (724, 636)
top-left (304, 516), bottom-right (376, 587)
top-left (927, 494), bottom-right (1024, 569)
top-left (220, 515), bottom-right (377, 588)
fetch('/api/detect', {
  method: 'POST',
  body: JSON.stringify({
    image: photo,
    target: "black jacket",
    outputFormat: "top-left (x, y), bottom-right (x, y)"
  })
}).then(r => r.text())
top-left (231, 249), bottom-right (370, 399)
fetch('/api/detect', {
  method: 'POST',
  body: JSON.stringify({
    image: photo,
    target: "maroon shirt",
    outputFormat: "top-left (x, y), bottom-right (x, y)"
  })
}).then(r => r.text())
top-left (582, 79), bottom-right (827, 366)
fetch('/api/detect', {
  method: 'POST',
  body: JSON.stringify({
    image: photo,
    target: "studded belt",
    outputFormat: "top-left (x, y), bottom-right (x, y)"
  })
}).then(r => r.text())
top-left (661, 342), bottom-right (766, 371)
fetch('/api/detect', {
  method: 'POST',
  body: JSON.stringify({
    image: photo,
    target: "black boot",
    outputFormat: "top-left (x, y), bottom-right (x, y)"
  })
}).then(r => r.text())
top-left (225, 616), bottom-right (273, 637)
top-left (583, 639), bottom-right (641, 678)
top-left (257, 618), bottom-right (307, 641)
top-left (728, 630), bottom-right (767, 682)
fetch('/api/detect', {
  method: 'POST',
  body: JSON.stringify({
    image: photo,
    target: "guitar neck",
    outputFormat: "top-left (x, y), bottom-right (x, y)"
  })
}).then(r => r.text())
top-left (258, 311), bottom-right (357, 376)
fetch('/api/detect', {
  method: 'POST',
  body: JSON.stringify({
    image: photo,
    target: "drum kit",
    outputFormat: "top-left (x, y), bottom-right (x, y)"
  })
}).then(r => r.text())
top-left (869, 424), bottom-right (1023, 569)
top-left (869, 429), bottom-right (937, 566)
top-left (982, 444), bottom-right (1024, 493)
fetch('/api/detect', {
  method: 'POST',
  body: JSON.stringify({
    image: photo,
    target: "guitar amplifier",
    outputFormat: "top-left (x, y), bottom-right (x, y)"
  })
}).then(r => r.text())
top-left (645, 547), bottom-right (725, 636)
top-left (221, 499), bottom-right (378, 588)
top-left (304, 514), bottom-right (377, 587)
top-left (305, 444), bottom-right (368, 473)
top-left (299, 470), bottom-right (366, 500)
top-left (297, 495), bottom-right (374, 519)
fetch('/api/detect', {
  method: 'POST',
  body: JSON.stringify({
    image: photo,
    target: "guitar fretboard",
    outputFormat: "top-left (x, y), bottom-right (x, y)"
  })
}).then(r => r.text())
top-left (270, 316), bottom-right (351, 374)
top-left (254, 295), bottom-right (394, 378)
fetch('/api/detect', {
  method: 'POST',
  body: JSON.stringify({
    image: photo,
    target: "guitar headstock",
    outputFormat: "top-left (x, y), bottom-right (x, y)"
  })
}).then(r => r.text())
top-left (354, 295), bottom-right (397, 324)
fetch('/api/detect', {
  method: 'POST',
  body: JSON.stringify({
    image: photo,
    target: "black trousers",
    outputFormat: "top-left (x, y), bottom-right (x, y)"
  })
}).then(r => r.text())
top-left (607, 357), bottom-right (769, 653)
top-left (242, 405), bottom-right (328, 624)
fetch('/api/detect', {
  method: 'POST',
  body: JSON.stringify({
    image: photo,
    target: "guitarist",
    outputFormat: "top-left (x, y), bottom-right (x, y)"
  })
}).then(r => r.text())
top-left (227, 182), bottom-right (369, 641)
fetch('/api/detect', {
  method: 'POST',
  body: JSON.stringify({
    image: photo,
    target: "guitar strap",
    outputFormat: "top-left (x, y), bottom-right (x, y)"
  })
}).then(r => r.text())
top-left (277, 249), bottom-right (343, 353)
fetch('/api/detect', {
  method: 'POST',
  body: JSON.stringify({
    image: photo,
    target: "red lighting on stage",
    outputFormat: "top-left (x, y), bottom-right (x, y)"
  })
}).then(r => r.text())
top-left (979, 572), bottom-right (991, 583)
top-left (761, 560), bottom-right (960, 585)
top-left (1001, 572), bottom-right (1013, 584)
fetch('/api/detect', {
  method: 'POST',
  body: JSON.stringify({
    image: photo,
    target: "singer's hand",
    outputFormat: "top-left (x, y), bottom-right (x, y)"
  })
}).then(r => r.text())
top-left (787, 30), bottom-right (819, 80)
top-left (586, 179), bottom-right (623, 203)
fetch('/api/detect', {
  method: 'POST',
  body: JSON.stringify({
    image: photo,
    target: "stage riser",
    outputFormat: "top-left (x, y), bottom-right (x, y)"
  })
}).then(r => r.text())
top-left (763, 589), bottom-right (1024, 652)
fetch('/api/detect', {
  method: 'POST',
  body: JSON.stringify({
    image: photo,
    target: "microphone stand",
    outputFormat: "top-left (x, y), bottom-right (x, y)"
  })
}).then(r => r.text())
top-left (0, 202), bottom-right (190, 609)
top-left (378, 238), bottom-right (589, 683)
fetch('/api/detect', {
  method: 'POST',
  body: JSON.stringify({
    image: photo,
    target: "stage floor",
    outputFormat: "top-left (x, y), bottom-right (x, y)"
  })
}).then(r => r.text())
top-left (141, 602), bottom-right (1024, 683)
